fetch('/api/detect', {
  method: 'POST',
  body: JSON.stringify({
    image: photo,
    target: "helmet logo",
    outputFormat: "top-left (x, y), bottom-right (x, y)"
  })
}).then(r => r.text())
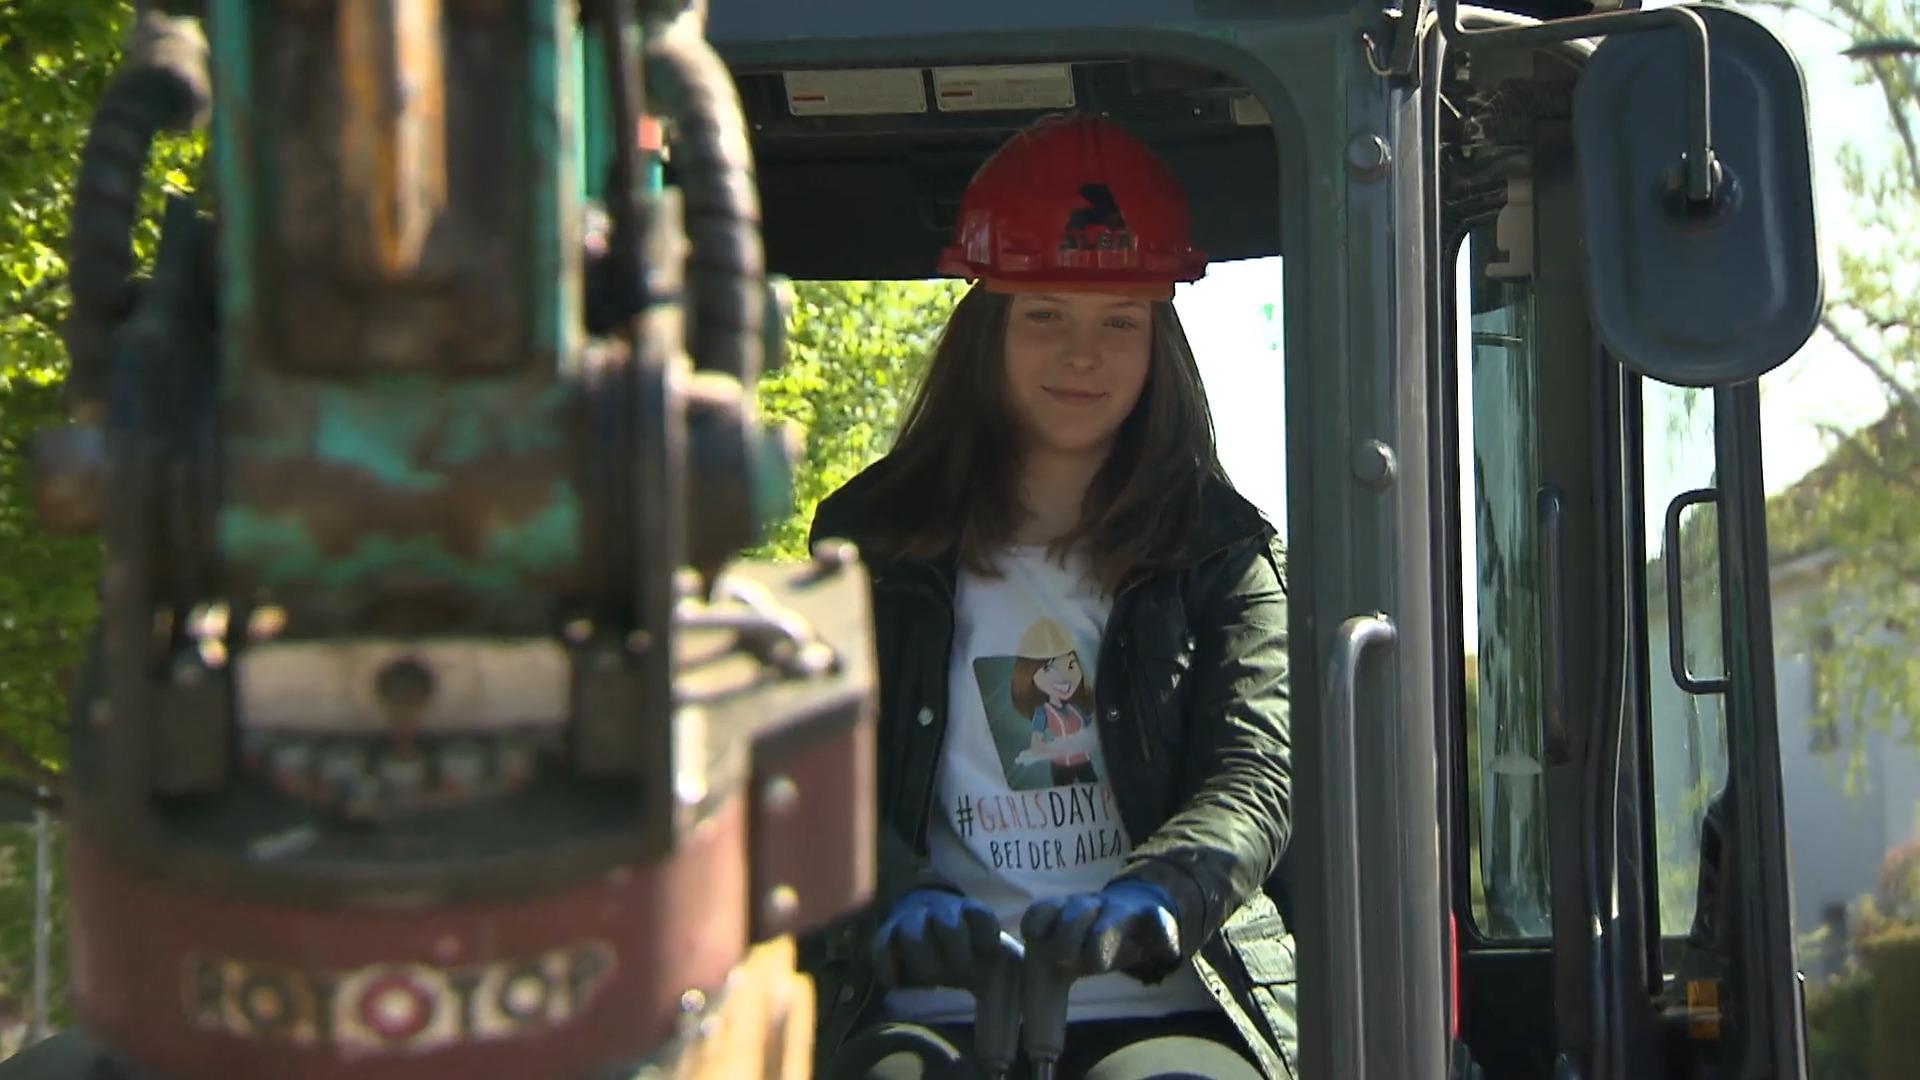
top-left (1060, 184), bottom-right (1136, 254)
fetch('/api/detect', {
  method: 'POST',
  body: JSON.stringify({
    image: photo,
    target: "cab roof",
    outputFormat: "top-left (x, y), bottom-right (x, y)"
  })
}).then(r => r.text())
top-left (705, 0), bottom-right (1620, 279)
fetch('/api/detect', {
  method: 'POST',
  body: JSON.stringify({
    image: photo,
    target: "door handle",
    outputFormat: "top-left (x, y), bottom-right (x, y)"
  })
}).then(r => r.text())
top-left (1538, 485), bottom-right (1572, 765)
top-left (1324, 613), bottom-right (1397, 1080)
top-left (1663, 488), bottom-right (1729, 695)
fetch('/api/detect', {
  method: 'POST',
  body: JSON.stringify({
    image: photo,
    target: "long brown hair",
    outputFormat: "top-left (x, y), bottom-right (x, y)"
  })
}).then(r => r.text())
top-left (863, 283), bottom-right (1223, 588)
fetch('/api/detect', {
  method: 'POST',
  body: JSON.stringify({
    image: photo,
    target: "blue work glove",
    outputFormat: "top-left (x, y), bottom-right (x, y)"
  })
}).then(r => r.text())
top-left (1019, 878), bottom-right (1183, 983)
top-left (870, 888), bottom-right (1007, 990)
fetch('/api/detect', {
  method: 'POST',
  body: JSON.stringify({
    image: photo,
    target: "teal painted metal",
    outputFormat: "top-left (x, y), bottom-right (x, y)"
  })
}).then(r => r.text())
top-left (206, 0), bottom-right (255, 353)
top-left (211, 1), bottom-right (589, 617)
top-left (223, 477), bottom-right (582, 591)
top-left (220, 372), bottom-right (582, 597)
top-left (577, 22), bottom-right (660, 200)
top-left (482, 483), bottom-right (585, 571)
top-left (580, 25), bottom-right (618, 202)
top-left (530, 0), bottom-right (579, 377)
top-left (576, 30), bottom-right (602, 203)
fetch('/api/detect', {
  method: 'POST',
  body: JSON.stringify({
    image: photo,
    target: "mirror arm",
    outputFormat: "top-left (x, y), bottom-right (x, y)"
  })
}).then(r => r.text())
top-left (1436, 0), bottom-right (1718, 205)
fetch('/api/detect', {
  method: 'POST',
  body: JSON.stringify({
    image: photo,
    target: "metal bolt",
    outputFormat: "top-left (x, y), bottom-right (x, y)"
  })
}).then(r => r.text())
top-left (795, 641), bottom-right (839, 677)
top-left (247, 605), bottom-right (289, 642)
top-left (763, 884), bottom-right (801, 930)
top-left (808, 540), bottom-right (857, 574)
top-left (761, 775), bottom-right (800, 816)
top-left (374, 656), bottom-right (436, 712)
top-left (916, 706), bottom-right (934, 727)
top-left (563, 618), bottom-right (594, 645)
top-left (1352, 439), bottom-right (1397, 489)
top-left (679, 988), bottom-right (707, 1014)
top-left (189, 604), bottom-right (231, 641)
top-left (1346, 133), bottom-right (1391, 180)
top-left (625, 629), bottom-right (652, 655)
top-left (197, 639), bottom-right (230, 671)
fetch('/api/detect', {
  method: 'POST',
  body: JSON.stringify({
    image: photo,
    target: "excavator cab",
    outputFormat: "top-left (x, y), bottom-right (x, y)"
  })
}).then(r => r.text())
top-left (694, 1), bottom-right (1820, 1077)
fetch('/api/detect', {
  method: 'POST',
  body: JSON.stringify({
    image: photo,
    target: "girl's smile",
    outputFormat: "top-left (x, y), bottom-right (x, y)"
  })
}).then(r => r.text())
top-left (1042, 387), bottom-right (1110, 407)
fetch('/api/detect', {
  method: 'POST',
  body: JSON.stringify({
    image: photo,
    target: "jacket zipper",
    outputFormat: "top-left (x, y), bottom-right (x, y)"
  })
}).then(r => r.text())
top-left (1102, 575), bottom-right (1155, 767)
top-left (1112, 532), bottom-right (1267, 768)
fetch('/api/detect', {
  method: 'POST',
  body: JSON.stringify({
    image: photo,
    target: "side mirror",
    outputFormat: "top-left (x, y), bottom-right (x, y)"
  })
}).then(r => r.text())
top-left (1574, 4), bottom-right (1821, 387)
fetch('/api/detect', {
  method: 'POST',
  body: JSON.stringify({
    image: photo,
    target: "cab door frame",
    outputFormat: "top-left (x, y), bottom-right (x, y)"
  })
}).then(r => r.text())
top-left (1433, 11), bottom-right (1811, 1079)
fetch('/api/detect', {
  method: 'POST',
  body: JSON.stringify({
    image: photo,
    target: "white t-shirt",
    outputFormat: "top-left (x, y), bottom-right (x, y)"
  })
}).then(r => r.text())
top-left (884, 545), bottom-right (1216, 1024)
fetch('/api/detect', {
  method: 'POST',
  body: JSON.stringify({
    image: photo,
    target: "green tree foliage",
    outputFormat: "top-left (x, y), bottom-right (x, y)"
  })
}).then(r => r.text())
top-left (751, 279), bottom-right (964, 560)
top-left (1742, 0), bottom-right (1920, 763)
top-left (0, 823), bottom-right (66, 1034)
top-left (2, 0), bottom-right (205, 795)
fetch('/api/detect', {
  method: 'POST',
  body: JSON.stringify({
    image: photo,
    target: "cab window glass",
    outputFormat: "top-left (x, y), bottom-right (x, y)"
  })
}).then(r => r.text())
top-left (1456, 222), bottom-right (1553, 940)
top-left (1638, 381), bottom-right (1730, 938)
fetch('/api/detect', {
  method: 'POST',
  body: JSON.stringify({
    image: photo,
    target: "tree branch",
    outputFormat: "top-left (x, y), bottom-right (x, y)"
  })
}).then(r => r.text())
top-left (1820, 312), bottom-right (1920, 419)
top-left (1740, 0), bottom-right (1857, 40)
top-left (1872, 63), bottom-right (1920, 191)
top-left (0, 734), bottom-right (63, 793)
top-left (1812, 418), bottom-right (1920, 495)
top-left (1821, 0), bottom-right (1920, 189)
top-left (0, 778), bottom-right (61, 816)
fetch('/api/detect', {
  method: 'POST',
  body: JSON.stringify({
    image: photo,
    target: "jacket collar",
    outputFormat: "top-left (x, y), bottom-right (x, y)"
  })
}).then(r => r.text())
top-left (811, 460), bottom-right (1275, 590)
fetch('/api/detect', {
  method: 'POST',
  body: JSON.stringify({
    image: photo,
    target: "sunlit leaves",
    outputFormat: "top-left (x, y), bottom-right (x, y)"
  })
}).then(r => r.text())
top-left (1, 1), bottom-right (206, 789)
top-left (749, 280), bottom-right (964, 560)
top-left (1757, 0), bottom-right (1920, 759)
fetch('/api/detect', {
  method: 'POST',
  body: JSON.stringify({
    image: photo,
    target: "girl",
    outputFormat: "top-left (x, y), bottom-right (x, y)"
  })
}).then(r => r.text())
top-left (805, 113), bottom-right (1294, 1080)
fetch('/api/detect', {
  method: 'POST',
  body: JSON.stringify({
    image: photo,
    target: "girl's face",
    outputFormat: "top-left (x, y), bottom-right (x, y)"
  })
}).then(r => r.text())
top-left (1002, 292), bottom-right (1152, 460)
top-left (1032, 652), bottom-right (1083, 702)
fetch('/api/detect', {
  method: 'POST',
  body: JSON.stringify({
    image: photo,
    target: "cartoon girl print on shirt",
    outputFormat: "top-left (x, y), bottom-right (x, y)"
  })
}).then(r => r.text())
top-left (1008, 618), bottom-right (1100, 786)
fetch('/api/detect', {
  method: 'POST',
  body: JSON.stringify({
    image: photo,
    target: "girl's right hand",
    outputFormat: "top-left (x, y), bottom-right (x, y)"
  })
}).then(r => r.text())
top-left (870, 888), bottom-right (1007, 991)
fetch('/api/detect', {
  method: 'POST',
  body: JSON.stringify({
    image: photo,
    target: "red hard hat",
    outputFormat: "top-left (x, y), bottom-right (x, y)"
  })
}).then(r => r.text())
top-left (936, 113), bottom-right (1208, 300)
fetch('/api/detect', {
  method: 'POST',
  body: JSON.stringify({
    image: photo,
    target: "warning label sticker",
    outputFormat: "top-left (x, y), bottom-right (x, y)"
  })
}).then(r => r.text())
top-left (783, 69), bottom-right (928, 116)
top-left (1232, 94), bottom-right (1271, 127)
top-left (932, 64), bottom-right (1076, 113)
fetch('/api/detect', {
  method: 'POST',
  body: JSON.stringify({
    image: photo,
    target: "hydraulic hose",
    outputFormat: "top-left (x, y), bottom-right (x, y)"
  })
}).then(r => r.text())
top-left (644, 23), bottom-right (764, 388)
top-left (63, 10), bottom-right (210, 408)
